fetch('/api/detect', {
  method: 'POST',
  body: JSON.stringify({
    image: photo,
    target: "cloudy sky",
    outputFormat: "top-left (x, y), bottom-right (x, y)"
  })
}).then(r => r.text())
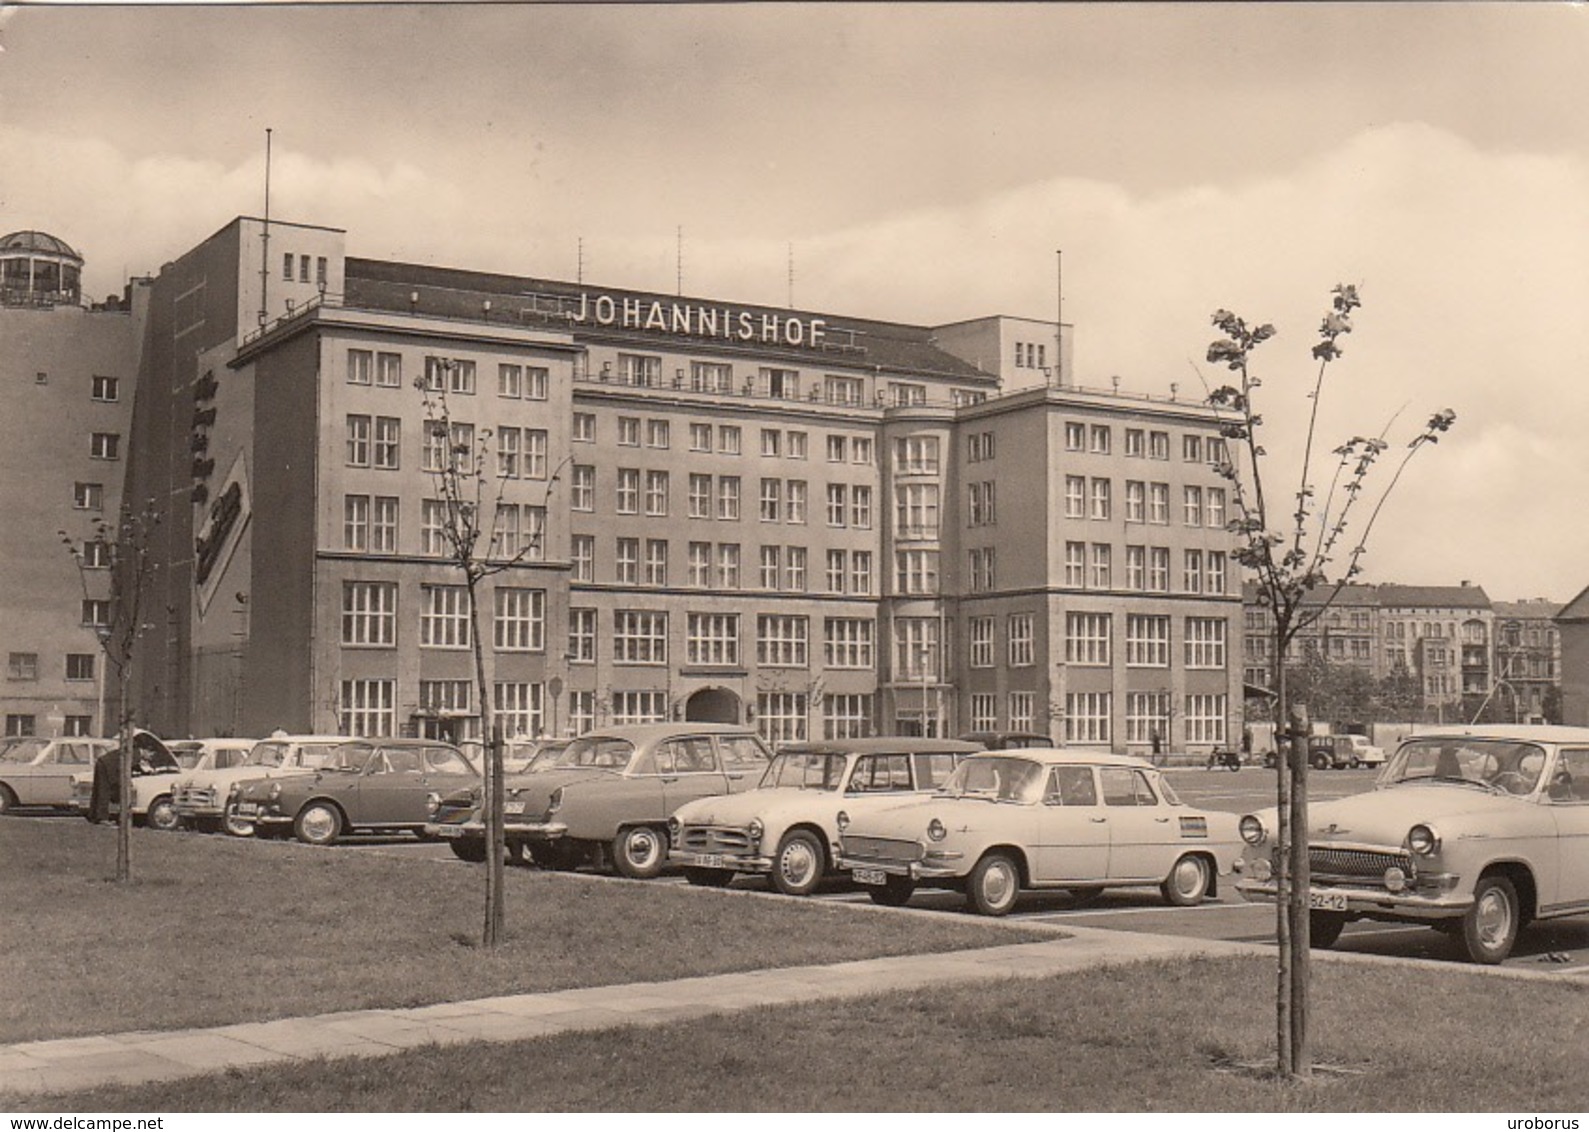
top-left (2, 3), bottom-right (1585, 604)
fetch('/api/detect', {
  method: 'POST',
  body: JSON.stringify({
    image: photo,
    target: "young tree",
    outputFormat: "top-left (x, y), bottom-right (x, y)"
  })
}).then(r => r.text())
top-left (62, 499), bottom-right (162, 883)
top-left (417, 363), bottom-right (564, 947)
top-left (1203, 285), bottom-right (1454, 1078)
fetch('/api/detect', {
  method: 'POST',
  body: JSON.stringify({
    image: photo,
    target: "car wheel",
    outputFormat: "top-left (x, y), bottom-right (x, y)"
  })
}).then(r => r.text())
top-left (0, 785), bottom-right (16, 816)
top-left (1310, 911), bottom-right (1348, 949)
top-left (146, 796), bottom-right (180, 832)
top-left (1160, 854), bottom-right (1212, 907)
top-left (1349, 758), bottom-right (1362, 769)
top-left (448, 838), bottom-right (487, 863)
top-left (965, 852), bottom-right (1021, 916)
top-left (771, 829), bottom-right (826, 896)
top-left (294, 802), bottom-right (343, 847)
top-left (1459, 875), bottom-right (1520, 964)
top-left (222, 803), bottom-right (256, 838)
top-left (612, 825), bottom-right (667, 879)
top-left (867, 876), bottom-right (916, 907)
top-left (1310, 752), bottom-right (1331, 771)
top-left (683, 867), bottom-right (735, 887)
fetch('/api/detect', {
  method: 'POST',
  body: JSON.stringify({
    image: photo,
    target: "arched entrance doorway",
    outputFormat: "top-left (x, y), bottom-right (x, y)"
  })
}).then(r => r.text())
top-left (684, 686), bottom-right (742, 724)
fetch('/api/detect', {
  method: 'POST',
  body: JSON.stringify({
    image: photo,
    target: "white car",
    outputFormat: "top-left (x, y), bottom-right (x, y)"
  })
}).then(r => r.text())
top-left (67, 731), bottom-right (185, 828)
top-left (667, 738), bottom-right (980, 895)
top-left (173, 734), bottom-right (349, 834)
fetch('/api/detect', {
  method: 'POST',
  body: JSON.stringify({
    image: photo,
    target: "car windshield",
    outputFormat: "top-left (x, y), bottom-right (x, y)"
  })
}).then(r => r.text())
top-left (323, 743), bottom-right (378, 772)
top-left (1385, 738), bottom-right (1547, 796)
top-left (243, 742), bottom-right (288, 767)
top-left (0, 738), bottom-right (49, 764)
top-left (758, 752), bottom-right (847, 790)
top-left (941, 755), bottom-right (1046, 803)
top-left (548, 737), bottom-right (634, 770)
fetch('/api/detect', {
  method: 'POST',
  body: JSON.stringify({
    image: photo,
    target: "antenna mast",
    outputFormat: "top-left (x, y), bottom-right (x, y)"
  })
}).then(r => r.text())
top-left (259, 128), bottom-right (273, 327)
top-left (1055, 249), bottom-right (1064, 388)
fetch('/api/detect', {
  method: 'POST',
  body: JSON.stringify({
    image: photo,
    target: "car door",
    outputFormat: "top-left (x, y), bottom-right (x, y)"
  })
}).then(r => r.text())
top-left (1028, 765), bottom-right (1110, 884)
top-left (355, 746), bottom-right (429, 825)
top-left (1097, 766), bottom-right (1177, 881)
top-left (1546, 747), bottom-right (1589, 911)
top-left (33, 742), bottom-right (86, 805)
top-left (718, 734), bottom-right (772, 793)
top-left (657, 736), bottom-right (730, 815)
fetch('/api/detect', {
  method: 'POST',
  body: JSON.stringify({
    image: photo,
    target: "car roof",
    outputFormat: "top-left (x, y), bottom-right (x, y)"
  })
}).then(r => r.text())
top-left (335, 737), bottom-right (462, 749)
top-left (576, 723), bottom-right (761, 741)
top-left (963, 747), bottom-right (1157, 769)
top-left (254, 735), bottom-right (356, 744)
top-left (1402, 725), bottom-right (1589, 745)
top-left (775, 737), bottom-right (982, 756)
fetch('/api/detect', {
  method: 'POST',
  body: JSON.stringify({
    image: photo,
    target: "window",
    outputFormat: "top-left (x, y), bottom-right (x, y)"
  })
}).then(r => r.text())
top-left (826, 483), bottom-right (847, 527)
top-left (850, 550), bottom-right (873, 595)
top-left (1148, 483), bottom-right (1169, 524)
top-left (1065, 692), bottom-right (1111, 745)
top-left (852, 437), bottom-right (873, 464)
top-left (1185, 618), bottom-right (1228, 669)
top-left (619, 353), bottom-right (661, 387)
top-left (82, 599), bottom-right (110, 627)
top-left (1126, 615), bottom-right (1170, 667)
top-left (788, 431), bottom-right (808, 460)
top-left (495, 683), bottom-right (544, 739)
top-left (523, 430), bottom-right (548, 479)
top-left (420, 681), bottom-right (473, 723)
top-left (826, 435), bottom-right (847, 462)
top-left (342, 582), bottom-right (396, 646)
top-left (372, 497), bottom-right (399, 553)
top-left (688, 473), bottom-right (712, 519)
top-left (1206, 487), bottom-right (1226, 529)
top-left (1182, 549), bottom-right (1203, 593)
top-left (571, 465), bottom-right (595, 512)
top-left (1090, 543), bottom-right (1112, 589)
top-left (616, 468), bottom-right (639, 514)
top-left (1090, 424), bottom-right (1110, 454)
top-left (757, 615), bottom-right (809, 667)
top-left (348, 349), bottom-right (373, 385)
top-left (1124, 480), bottom-right (1146, 523)
top-left (1008, 692), bottom-right (1035, 733)
top-left (7, 653), bottom-right (38, 681)
top-left (4, 714), bottom-right (35, 736)
top-left (1127, 691), bottom-right (1171, 745)
top-left (74, 482), bottom-right (103, 511)
top-left (895, 549), bottom-right (939, 595)
top-left (759, 545), bottom-right (781, 590)
top-left (719, 425), bottom-right (741, 454)
top-left (689, 422), bottom-right (713, 452)
top-left (497, 363), bottom-right (523, 398)
top-left (573, 412), bottom-right (596, 443)
top-left (687, 613), bottom-right (740, 666)
top-left (91, 375), bottom-right (119, 402)
top-left (1149, 431), bottom-right (1169, 460)
top-left (1207, 551), bottom-right (1227, 595)
top-left (969, 694), bottom-right (997, 732)
top-left (1183, 485), bottom-right (1203, 527)
top-left (851, 485), bottom-right (873, 529)
top-left (343, 495), bottom-right (370, 551)
top-left (64, 716), bottom-right (93, 737)
top-left (376, 352), bottom-right (402, 388)
top-left (825, 376), bottom-right (864, 405)
top-left (761, 429), bottom-right (781, 458)
top-left (1065, 422), bottom-right (1086, 451)
top-left (969, 617), bottom-right (994, 668)
top-left (420, 499), bottom-right (449, 555)
top-left (785, 480), bottom-right (807, 524)
top-left (300, 255), bottom-right (310, 283)
top-left (644, 539), bottom-right (669, 586)
top-left (824, 694), bottom-right (874, 740)
top-left (1149, 547), bottom-right (1170, 592)
top-left (614, 610), bottom-right (667, 664)
top-left (888, 381), bottom-right (926, 406)
top-left (82, 540), bottom-right (111, 568)
top-left (1008, 613), bottom-right (1034, 667)
top-left (421, 585), bottom-right (471, 648)
top-left (1065, 476), bottom-right (1085, 518)
top-left (757, 693), bottom-right (808, 744)
top-left (1125, 428), bottom-right (1144, 457)
top-left (1066, 612), bottom-right (1111, 666)
top-left (1065, 541), bottom-right (1086, 587)
top-left (968, 482), bottom-right (996, 527)
top-left (496, 427), bottom-right (522, 479)
top-left (826, 548), bottom-right (846, 592)
top-left (1185, 694), bottom-right (1227, 745)
top-left (784, 546), bottom-right (807, 591)
top-left (1183, 434), bottom-right (1203, 463)
top-left (968, 431), bottom-right (996, 462)
top-left (825, 618), bottom-right (874, 668)
top-left (759, 478), bottom-right (781, 522)
top-left (345, 415), bottom-right (371, 466)
top-left (1089, 478), bottom-right (1111, 520)
top-left (896, 483), bottom-right (939, 538)
top-left (645, 470), bottom-right (669, 516)
top-left (494, 589), bottom-right (544, 651)
top-left (569, 692), bottom-right (596, 734)
top-left (66, 654), bottom-right (94, 681)
top-left (569, 608), bottom-right (597, 663)
top-left (646, 419), bottom-right (670, 449)
top-left (762, 367), bottom-right (800, 398)
top-left (894, 618), bottom-right (940, 681)
top-left (895, 435), bottom-right (940, 474)
top-left (373, 417), bottom-right (400, 469)
top-left (968, 547), bottom-right (996, 592)
top-left (688, 542), bottom-right (713, 587)
top-left (341, 679), bottom-right (395, 738)
top-left (613, 691), bottom-right (669, 726)
top-left (717, 543), bottom-right (741, 588)
top-left (615, 537), bottom-right (639, 585)
top-left (282, 252), bottom-right (293, 280)
top-left (617, 417), bottom-right (641, 447)
top-left (691, 361), bottom-right (733, 392)
top-left (717, 476), bottom-right (741, 520)
top-left (317, 257), bottom-right (327, 285)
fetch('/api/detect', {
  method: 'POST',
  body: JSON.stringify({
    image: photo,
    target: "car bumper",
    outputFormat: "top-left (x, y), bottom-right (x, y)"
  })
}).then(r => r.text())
top-left (834, 855), bottom-right (965, 882)
top-left (1235, 879), bottom-right (1474, 918)
top-left (422, 820), bottom-right (568, 841)
top-left (667, 850), bottom-right (774, 875)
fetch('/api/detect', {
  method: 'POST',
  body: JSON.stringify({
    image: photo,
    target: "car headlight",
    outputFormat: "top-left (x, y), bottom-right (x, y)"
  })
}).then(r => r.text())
top-left (1407, 824), bottom-right (1440, 856)
top-left (667, 816), bottom-right (681, 840)
top-left (426, 791), bottom-right (441, 816)
top-left (927, 818), bottom-right (946, 842)
top-left (746, 818), bottom-right (764, 845)
top-left (267, 782), bottom-right (282, 802)
top-left (547, 786), bottom-right (563, 815)
top-left (835, 810), bottom-right (850, 832)
top-left (226, 783), bottom-right (240, 802)
top-left (1239, 815), bottom-right (1266, 845)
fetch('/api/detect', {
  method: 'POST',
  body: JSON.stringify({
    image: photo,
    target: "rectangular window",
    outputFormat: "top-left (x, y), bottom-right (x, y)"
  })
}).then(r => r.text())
top-left (83, 539), bottom-right (111, 568)
top-left (968, 547), bottom-right (995, 592)
top-left (617, 417), bottom-right (640, 447)
top-left (66, 654), bottom-right (95, 681)
top-left (345, 415), bottom-right (371, 466)
top-left (851, 485), bottom-right (873, 529)
top-left (826, 483), bottom-right (847, 527)
top-left (894, 618), bottom-right (941, 682)
top-left (496, 427), bottom-right (522, 479)
top-left (689, 422), bottom-right (713, 452)
top-left (376, 352), bottom-right (402, 388)
top-left (1090, 424), bottom-right (1111, 454)
top-left (1148, 483), bottom-right (1169, 524)
top-left (568, 691), bottom-right (596, 733)
top-left (687, 612), bottom-right (740, 666)
top-left (282, 252), bottom-right (293, 280)
top-left (761, 428), bottom-right (782, 458)
top-left (969, 617), bottom-right (994, 668)
top-left (497, 363), bottom-right (523, 399)
top-left (618, 353), bottom-right (662, 387)
top-left (1149, 547), bottom-right (1170, 592)
top-left (1183, 549), bottom-right (1203, 593)
top-left (1185, 617), bottom-right (1228, 669)
top-left (348, 349), bottom-right (373, 385)
top-left (757, 615), bottom-right (809, 667)
top-left (850, 550), bottom-right (872, 595)
top-left (1125, 428), bottom-right (1144, 457)
top-left (340, 679), bottom-right (395, 738)
top-left (372, 496), bottom-right (399, 553)
top-left (646, 419), bottom-right (669, 449)
top-left (1090, 543), bottom-right (1112, 589)
top-left (571, 535), bottom-right (594, 582)
top-left (717, 543), bottom-right (741, 589)
top-left (1090, 478), bottom-right (1111, 520)
top-left (1183, 434), bottom-right (1204, 463)
top-left (1185, 694), bottom-right (1227, 745)
top-left (343, 494), bottom-right (370, 551)
top-left (523, 430), bottom-right (548, 479)
top-left (826, 435), bottom-right (847, 462)
top-left (1149, 431), bottom-right (1170, 460)
top-left (1126, 615), bottom-right (1170, 667)
top-left (717, 476), bottom-right (741, 521)
top-left (824, 618), bottom-right (875, 669)
top-left (719, 425), bottom-right (741, 454)
top-left (894, 549), bottom-right (939, 595)
top-left (823, 694), bottom-right (874, 740)
top-left (616, 468), bottom-right (640, 514)
top-left (615, 537), bottom-right (639, 585)
top-left (759, 545), bottom-right (780, 590)
top-left (373, 417), bottom-right (400, 469)
top-left (494, 588), bottom-right (545, 652)
top-left (1126, 691), bottom-right (1171, 746)
top-left (1065, 692), bottom-right (1111, 745)
top-left (825, 376), bottom-right (864, 406)
top-left (644, 539), bottom-right (668, 586)
top-left (762, 367), bottom-right (800, 399)
top-left (614, 610), bottom-right (668, 664)
top-left (421, 499), bottom-right (449, 555)
top-left (757, 693), bottom-right (808, 744)
top-left (688, 473), bottom-right (712, 519)
top-left (1008, 613), bottom-right (1034, 667)
top-left (1206, 487), bottom-right (1226, 529)
top-left (571, 464), bottom-right (595, 512)
top-left (825, 548), bottom-right (846, 593)
top-left (1065, 421), bottom-right (1086, 451)
top-left (784, 480), bottom-right (807, 524)
top-left (420, 585), bottom-right (471, 648)
top-left (573, 412), bottom-right (596, 443)
top-left (852, 437), bottom-right (874, 464)
top-left (894, 435), bottom-right (940, 474)
top-left (759, 478), bottom-right (782, 522)
top-left (450, 360), bottom-right (476, 395)
top-left (1125, 480), bottom-right (1145, 523)
top-left (788, 431), bottom-right (808, 459)
top-left (494, 682), bottom-right (545, 739)
top-left (969, 693), bottom-right (997, 732)
top-left (569, 608), bottom-right (597, 663)
top-left (7, 653), bottom-right (38, 681)
top-left (1066, 612), bottom-right (1111, 666)
top-left (644, 470), bottom-right (669, 516)
top-left (688, 542), bottom-right (713, 587)
top-left (784, 546), bottom-right (807, 591)
top-left (91, 374), bottom-right (120, 402)
top-left (895, 483), bottom-right (940, 539)
top-left (341, 581), bottom-right (397, 646)
top-left (82, 599), bottom-right (110, 627)
top-left (1065, 476), bottom-right (1086, 518)
top-left (1065, 541), bottom-right (1086, 587)
top-left (1207, 551), bottom-right (1227, 595)
top-left (420, 680), bottom-right (472, 721)
top-left (1008, 692), bottom-right (1035, 733)
top-left (1183, 485), bottom-right (1203, 527)
top-left (691, 361), bottom-right (733, 393)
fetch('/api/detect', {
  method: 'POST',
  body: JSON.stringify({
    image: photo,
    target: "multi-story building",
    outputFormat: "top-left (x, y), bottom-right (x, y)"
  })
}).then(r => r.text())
top-left (1242, 582), bottom-right (1380, 690)
top-left (1488, 599), bottom-right (1561, 724)
top-left (7, 214), bottom-right (1241, 755)
top-left (1557, 587), bottom-right (1589, 727)
top-left (1378, 583), bottom-right (1493, 711)
top-left (0, 230), bottom-right (148, 738)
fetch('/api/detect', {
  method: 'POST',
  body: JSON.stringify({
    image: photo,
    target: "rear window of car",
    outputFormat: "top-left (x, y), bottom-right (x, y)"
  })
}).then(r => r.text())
top-left (718, 735), bottom-right (770, 772)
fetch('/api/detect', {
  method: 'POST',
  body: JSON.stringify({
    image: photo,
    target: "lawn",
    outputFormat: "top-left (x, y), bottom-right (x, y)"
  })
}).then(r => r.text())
top-left (0, 815), bottom-right (1052, 1044)
top-left (9, 955), bottom-right (1589, 1111)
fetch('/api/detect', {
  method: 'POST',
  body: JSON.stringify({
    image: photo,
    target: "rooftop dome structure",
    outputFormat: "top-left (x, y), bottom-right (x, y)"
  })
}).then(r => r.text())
top-left (1, 229), bottom-right (84, 307)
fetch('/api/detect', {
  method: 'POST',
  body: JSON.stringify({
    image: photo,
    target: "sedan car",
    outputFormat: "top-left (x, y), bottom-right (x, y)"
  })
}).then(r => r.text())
top-left (69, 730), bottom-right (190, 829)
top-left (1235, 725), bottom-right (1589, 964)
top-left (173, 734), bottom-right (350, 833)
top-left (0, 736), bottom-right (115, 812)
top-left (231, 738), bottom-right (479, 845)
top-left (668, 737), bottom-right (979, 894)
top-left (836, 748), bottom-right (1242, 913)
top-left (425, 723), bottom-right (772, 877)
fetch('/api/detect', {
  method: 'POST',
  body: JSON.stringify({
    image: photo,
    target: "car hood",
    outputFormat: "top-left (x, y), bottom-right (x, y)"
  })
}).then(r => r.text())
top-left (673, 786), bottom-right (837, 826)
top-left (1258, 783), bottom-right (1524, 845)
top-left (838, 794), bottom-right (977, 838)
top-left (178, 765), bottom-right (314, 790)
top-left (502, 767), bottom-right (618, 797)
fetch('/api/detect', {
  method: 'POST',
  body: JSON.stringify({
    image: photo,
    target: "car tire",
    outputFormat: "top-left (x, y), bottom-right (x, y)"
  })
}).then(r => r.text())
top-left (683, 867), bottom-right (735, 887)
top-left (1349, 758), bottom-right (1362, 769)
top-left (612, 825), bottom-right (667, 879)
top-left (1160, 853), bottom-right (1212, 907)
top-left (1310, 911), bottom-right (1348, 949)
top-left (146, 796), bottom-right (180, 832)
top-left (965, 852), bottom-right (1021, 916)
top-left (0, 785), bottom-right (17, 816)
top-left (1458, 875), bottom-right (1520, 964)
top-left (449, 838), bottom-right (488, 863)
top-left (294, 802), bottom-right (343, 847)
top-left (222, 803), bottom-right (256, 838)
top-left (867, 876), bottom-right (916, 907)
top-left (1310, 752), bottom-right (1331, 771)
top-left (771, 829), bottom-right (826, 896)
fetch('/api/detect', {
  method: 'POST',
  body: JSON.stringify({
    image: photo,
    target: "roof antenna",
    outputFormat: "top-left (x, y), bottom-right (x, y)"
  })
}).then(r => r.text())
top-left (1054, 248), bottom-right (1064, 388)
top-left (258, 128), bottom-right (272, 327)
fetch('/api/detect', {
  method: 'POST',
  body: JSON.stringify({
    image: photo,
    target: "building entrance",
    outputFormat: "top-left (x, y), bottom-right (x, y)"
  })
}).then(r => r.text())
top-left (684, 687), bottom-right (741, 724)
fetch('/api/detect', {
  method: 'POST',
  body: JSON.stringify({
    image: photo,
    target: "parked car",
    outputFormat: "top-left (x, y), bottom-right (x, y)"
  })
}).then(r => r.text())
top-left (836, 748), bottom-right (1243, 913)
top-left (0, 735), bottom-right (116, 813)
top-left (667, 737), bottom-right (980, 894)
top-left (425, 723), bottom-right (773, 877)
top-left (68, 731), bottom-right (193, 829)
top-left (1236, 725), bottom-right (1589, 964)
top-left (231, 738), bottom-right (479, 845)
top-left (173, 734), bottom-right (350, 833)
top-left (505, 737), bottom-right (572, 774)
top-left (956, 731), bottom-right (1054, 751)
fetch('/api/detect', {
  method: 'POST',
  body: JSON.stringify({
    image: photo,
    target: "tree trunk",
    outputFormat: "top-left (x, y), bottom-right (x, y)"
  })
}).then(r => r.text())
top-left (468, 579), bottom-right (505, 947)
top-left (116, 702), bottom-right (132, 883)
top-left (1288, 702), bottom-right (1312, 1076)
top-left (1273, 651), bottom-right (1291, 1075)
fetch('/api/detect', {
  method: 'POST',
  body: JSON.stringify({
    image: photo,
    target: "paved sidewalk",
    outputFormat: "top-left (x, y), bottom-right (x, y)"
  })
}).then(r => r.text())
top-left (0, 928), bottom-right (1260, 1097)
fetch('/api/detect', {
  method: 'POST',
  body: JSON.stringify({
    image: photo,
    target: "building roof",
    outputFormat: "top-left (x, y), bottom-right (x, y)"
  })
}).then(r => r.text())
top-left (1556, 584), bottom-right (1589, 623)
top-left (1375, 583), bottom-right (1491, 610)
top-left (1491, 599), bottom-right (1564, 621)
top-left (0, 230), bottom-right (81, 260)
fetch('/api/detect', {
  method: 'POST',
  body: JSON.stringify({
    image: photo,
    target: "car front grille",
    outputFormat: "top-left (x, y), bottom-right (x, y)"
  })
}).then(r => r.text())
top-left (176, 786), bottom-right (217, 809)
top-left (1309, 846), bottom-right (1415, 884)
top-left (840, 836), bottom-right (924, 865)
top-left (677, 825), bottom-right (754, 854)
top-left (429, 799), bottom-right (477, 825)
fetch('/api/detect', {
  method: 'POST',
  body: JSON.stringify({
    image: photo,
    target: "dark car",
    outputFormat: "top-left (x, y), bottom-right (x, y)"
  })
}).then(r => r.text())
top-left (956, 731), bottom-right (1053, 751)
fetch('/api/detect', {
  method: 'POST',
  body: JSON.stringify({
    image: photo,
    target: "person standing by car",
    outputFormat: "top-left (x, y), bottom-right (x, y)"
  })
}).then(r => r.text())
top-left (87, 747), bottom-right (119, 823)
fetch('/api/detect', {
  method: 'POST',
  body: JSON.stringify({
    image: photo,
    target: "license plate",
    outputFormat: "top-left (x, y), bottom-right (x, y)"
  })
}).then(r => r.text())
top-left (505, 801), bottom-right (525, 815)
top-left (235, 802), bottom-right (258, 816)
top-left (434, 826), bottom-right (464, 839)
top-left (1308, 890), bottom-right (1348, 912)
top-left (853, 868), bottom-right (888, 886)
top-left (690, 853), bottom-right (725, 869)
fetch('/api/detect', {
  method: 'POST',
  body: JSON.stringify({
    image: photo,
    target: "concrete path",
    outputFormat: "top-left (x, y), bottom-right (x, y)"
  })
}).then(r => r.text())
top-left (0, 927), bottom-right (1259, 1097)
